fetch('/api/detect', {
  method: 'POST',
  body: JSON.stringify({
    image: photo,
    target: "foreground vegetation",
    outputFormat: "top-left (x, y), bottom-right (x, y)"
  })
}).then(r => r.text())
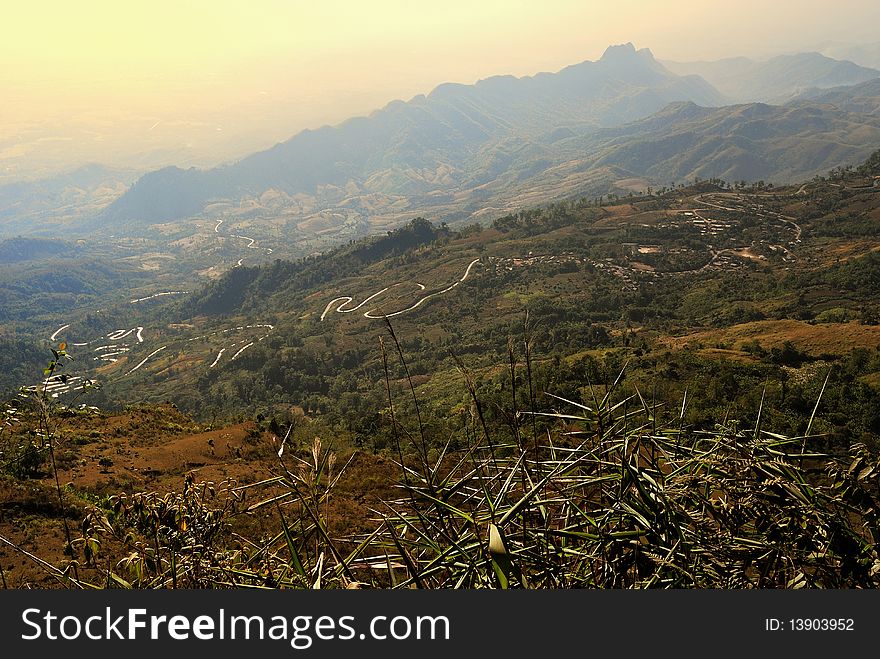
top-left (2, 335), bottom-right (878, 589)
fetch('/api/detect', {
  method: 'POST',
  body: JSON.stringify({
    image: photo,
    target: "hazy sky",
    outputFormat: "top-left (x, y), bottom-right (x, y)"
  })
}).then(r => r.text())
top-left (4, 0), bottom-right (880, 180)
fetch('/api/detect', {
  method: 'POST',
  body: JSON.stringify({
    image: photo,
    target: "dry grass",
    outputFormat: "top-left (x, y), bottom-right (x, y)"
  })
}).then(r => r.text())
top-left (666, 320), bottom-right (880, 356)
top-left (695, 348), bottom-right (760, 363)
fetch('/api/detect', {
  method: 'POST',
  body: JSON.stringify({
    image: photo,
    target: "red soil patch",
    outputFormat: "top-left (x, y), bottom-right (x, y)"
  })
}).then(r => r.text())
top-left (0, 405), bottom-right (402, 588)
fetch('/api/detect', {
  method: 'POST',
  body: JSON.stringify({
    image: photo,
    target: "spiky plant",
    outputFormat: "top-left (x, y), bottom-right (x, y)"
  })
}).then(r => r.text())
top-left (366, 371), bottom-right (880, 588)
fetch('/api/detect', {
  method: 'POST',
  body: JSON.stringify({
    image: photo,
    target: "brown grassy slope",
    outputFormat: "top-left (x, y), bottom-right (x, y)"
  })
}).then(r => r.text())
top-left (0, 405), bottom-right (397, 588)
top-left (665, 320), bottom-right (880, 355)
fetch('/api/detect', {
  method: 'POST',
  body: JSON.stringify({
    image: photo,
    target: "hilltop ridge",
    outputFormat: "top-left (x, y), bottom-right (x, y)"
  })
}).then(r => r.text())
top-left (102, 44), bottom-right (724, 224)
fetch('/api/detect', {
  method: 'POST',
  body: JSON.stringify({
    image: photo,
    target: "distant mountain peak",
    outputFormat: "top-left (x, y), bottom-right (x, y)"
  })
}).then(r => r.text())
top-left (600, 42), bottom-right (655, 63)
top-left (601, 42), bottom-right (636, 59)
top-left (102, 43), bottom-right (725, 224)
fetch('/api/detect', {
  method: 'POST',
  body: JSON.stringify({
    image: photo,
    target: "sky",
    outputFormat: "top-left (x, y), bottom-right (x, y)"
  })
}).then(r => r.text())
top-left (3, 0), bottom-right (880, 180)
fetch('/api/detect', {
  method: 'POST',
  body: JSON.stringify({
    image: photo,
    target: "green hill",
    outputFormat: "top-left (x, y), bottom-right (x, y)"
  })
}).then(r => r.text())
top-left (18, 150), bottom-right (878, 456)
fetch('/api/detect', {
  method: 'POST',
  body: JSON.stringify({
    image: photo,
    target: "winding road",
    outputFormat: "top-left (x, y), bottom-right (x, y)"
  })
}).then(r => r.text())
top-left (50, 324), bottom-right (70, 342)
top-left (321, 258), bottom-right (481, 321)
top-left (193, 324), bottom-right (275, 370)
top-left (126, 346), bottom-right (167, 375)
top-left (209, 348), bottom-right (226, 368)
top-left (211, 217), bottom-right (274, 268)
top-left (130, 291), bottom-right (188, 304)
top-left (694, 192), bottom-right (802, 243)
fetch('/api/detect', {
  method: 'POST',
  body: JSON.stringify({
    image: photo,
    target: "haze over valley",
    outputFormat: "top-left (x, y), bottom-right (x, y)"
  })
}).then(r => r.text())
top-left (5, 4), bottom-right (880, 445)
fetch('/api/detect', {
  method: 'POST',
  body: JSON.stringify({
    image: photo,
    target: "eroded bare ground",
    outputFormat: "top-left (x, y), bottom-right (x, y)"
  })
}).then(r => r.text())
top-left (0, 405), bottom-right (399, 588)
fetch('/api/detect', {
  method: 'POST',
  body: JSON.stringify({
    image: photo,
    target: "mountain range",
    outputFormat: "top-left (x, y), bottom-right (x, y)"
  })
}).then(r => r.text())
top-left (662, 52), bottom-right (880, 103)
top-left (102, 44), bottom-right (725, 224)
top-left (821, 41), bottom-right (880, 70)
top-left (6, 43), bottom-right (878, 241)
top-left (791, 77), bottom-right (880, 113)
top-left (572, 101), bottom-right (880, 184)
top-left (0, 164), bottom-right (137, 235)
